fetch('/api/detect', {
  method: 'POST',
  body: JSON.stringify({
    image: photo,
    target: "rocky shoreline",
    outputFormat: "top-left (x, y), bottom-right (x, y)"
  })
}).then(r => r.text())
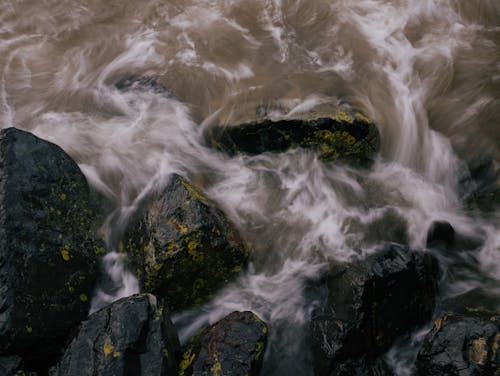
top-left (0, 109), bottom-right (498, 375)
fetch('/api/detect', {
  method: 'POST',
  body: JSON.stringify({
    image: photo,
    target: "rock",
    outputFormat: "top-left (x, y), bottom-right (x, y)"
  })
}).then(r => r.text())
top-left (205, 110), bottom-right (380, 167)
top-left (115, 75), bottom-right (176, 99)
top-left (0, 355), bottom-right (37, 376)
top-left (426, 221), bottom-right (455, 250)
top-left (50, 294), bottom-right (179, 376)
top-left (0, 128), bottom-right (103, 365)
top-left (311, 243), bottom-right (439, 376)
top-left (416, 311), bottom-right (500, 376)
top-left (460, 157), bottom-right (500, 213)
top-left (179, 311), bottom-right (268, 376)
top-left (426, 220), bottom-right (484, 252)
top-left (125, 174), bottom-right (249, 312)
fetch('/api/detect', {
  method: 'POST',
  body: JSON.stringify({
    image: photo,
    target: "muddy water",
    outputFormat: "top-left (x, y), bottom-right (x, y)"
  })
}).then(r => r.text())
top-left (1, 0), bottom-right (500, 374)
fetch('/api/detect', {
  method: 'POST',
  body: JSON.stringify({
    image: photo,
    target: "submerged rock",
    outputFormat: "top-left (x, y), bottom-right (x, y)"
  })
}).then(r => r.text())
top-left (126, 174), bottom-right (249, 312)
top-left (0, 128), bottom-right (102, 364)
top-left (205, 110), bottom-right (380, 166)
top-left (115, 75), bottom-right (173, 96)
top-left (311, 243), bottom-right (439, 376)
top-left (50, 294), bottom-right (179, 376)
top-left (179, 311), bottom-right (268, 376)
top-left (416, 311), bottom-right (500, 376)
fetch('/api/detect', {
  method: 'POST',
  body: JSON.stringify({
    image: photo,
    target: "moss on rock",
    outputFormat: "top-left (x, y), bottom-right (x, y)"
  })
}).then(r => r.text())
top-left (125, 174), bottom-right (249, 312)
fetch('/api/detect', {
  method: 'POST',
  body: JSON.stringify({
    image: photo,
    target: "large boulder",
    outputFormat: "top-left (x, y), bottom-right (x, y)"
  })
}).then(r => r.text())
top-left (50, 294), bottom-right (179, 376)
top-left (416, 311), bottom-right (500, 376)
top-left (179, 311), bottom-right (268, 376)
top-left (0, 128), bottom-right (102, 364)
top-left (205, 110), bottom-right (380, 166)
top-left (311, 243), bottom-right (439, 376)
top-left (125, 174), bottom-right (249, 312)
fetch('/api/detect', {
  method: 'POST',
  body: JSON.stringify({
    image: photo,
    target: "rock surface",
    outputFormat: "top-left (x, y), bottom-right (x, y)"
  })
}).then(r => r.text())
top-left (311, 243), bottom-right (439, 376)
top-left (0, 355), bottom-right (37, 376)
top-left (126, 174), bottom-right (249, 312)
top-left (50, 294), bottom-right (179, 376)
top-left (179, 311), bottom-right (268, 376)
top-left (417, 311), bottom-right (500, 376)
top-left (205, 110), bottom-right (380, 166)
top-left (0, 128), bottom-right (102, 363)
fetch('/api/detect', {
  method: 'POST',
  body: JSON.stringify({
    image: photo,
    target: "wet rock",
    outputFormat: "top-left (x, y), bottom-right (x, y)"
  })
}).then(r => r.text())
top-left (0, 128), bottom-right (102, 364)
top-left (0, 355), bottom-right (37, 376)
top-left (426, 220), bottom-right (484, 252)
top-left (460, 157), bottom-right (500, 213)
top-left (426, 221), bottom-right (455, 250)
top-left (179, 311), bottom-right (268, 376)
top-left (50, 294), bottom-right (179, 376)
top-left (205, 110), bottom-right (380, 167)
top-left (311, 243), bottom-right (439, 376)
top-left (416, 311), bottom-right (500, 376)
top-left (126, 174), bottom-right (249, 312)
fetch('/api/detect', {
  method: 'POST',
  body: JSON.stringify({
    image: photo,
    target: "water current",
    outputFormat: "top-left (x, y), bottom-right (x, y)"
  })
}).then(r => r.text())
top-left (1, 0), bottom-right (500, 374)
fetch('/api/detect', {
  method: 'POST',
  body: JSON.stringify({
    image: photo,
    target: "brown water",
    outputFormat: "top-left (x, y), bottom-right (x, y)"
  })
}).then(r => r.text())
top-left (1, 1), bottom-right (500, 374)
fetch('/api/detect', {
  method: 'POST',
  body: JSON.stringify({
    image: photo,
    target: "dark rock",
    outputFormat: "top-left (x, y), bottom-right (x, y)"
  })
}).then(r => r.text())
top-left (179, 311), bottom-right (268, 376)
top-left (205, 110), bottom-right (380, 167)
top-left (416, 311), bottom-right (500, 376)
top-left (460, 157), bottom-right (500, 213)
top-left (311, 243), bottom-right (439, 376)
top-left (426, 220), bottom-right (484, 253)
top-left (0, 355), bottom-right (37, 376)
top-left (426, 221), bottom-right (455, 250)
top-left (0, 128), bottom-right (102, 364)
top-left (50, 294), bottom-right (179, 376)
top-left (125, 174), bottom-right (249, 312)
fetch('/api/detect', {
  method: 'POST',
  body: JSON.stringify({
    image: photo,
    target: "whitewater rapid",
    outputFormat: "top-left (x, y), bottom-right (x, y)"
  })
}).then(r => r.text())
top-left (1, 0), bottom-right (499, 374)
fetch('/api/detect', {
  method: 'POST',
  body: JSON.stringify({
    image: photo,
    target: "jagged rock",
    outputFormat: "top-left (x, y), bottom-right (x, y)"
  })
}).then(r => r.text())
top-left (50, 294), bottom-right (179, 376)
top-left (0, 128), bottom-right (103, 365)
top-left (416, 311), bottom-right (500, 376)
top-left (125, 174), bottom-right (249, 312)
top-left (179, 311), bottom-right (268, 376)
top-left (311, 243), bottom-right (439, 376)
top-left (205, 110), bottom-right (380, 166)
top-left (0, 356), bottom-right (37, 376)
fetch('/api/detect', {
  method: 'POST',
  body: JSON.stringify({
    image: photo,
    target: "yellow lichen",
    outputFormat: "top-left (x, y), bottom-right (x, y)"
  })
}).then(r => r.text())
top-left (61, 246), bottom-right (70, 261)
top-left (338, 111), bottom-right (353, 123)
top-left (469, 337), bottom-right (488, 365)
top-left (211, 362), bottom-right (222, 376)
top-left (355, 112), bottom-right (371, 123)
top-left (182, 179), bottom-right (207, 203)
top-left (179, 349), bottom-right (196, 376)
top-left (25, 326), bottom-right (33, 334)
top-left (188, 241), bottom-right (204, 262)
top-left (103, 339), bottom-right (114, 357)
top-left (113, 351), bottom-right (121, 358)
top-left (255, 341), bottom-right (265, 360)
top-left (79, 293), bottom-right (88, 302)
top-left (59, 193), bottom-right (67, 201)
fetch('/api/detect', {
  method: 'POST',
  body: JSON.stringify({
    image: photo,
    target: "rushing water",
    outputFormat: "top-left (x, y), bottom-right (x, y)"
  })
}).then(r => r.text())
top-left (1, 0), bottom-right (500, 374)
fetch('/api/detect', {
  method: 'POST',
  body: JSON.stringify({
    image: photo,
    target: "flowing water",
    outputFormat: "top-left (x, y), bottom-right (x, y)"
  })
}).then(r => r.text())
top-left (1, 0), bottom-right (500, 374)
